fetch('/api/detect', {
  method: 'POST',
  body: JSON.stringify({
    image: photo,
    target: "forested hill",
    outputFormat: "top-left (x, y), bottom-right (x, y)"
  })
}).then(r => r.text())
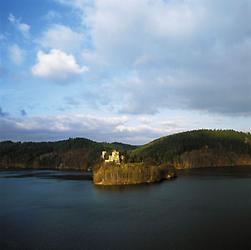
top-left (0, 138), bottom-right (136, 171)
top-left (129, 130), bottom-right (251, 168)
top-left (0, 130), bottom-right (251, 170)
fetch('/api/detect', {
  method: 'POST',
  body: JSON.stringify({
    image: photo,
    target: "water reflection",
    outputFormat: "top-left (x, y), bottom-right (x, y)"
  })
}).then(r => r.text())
top-left (1, 167), bottom-right (251, 250)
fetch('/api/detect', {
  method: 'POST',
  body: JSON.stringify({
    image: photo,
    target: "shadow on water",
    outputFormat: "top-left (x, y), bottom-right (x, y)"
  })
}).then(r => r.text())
top-left (0, 170), bottom-right (93, 181)
top-left (93, 178), bottom-right (177, 194)
top-left (177, 166), bottom-right (251, 179)
top-left (94, 182), bottom-right (156, 193)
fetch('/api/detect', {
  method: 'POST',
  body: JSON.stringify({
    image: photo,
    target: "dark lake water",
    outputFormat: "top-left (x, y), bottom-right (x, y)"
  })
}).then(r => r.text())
top-left (1, 167), bottom-right (251, 250)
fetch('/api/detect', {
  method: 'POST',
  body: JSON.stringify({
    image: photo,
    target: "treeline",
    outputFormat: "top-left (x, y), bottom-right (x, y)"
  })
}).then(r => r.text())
top-left (1, 129), bottom-right (251, 170)
top-left (129, 129), bottom-right (251, 168)
top-left (0, 138), bottom-right (136, 171)
top-left (93, 162), bottom-right (175, 185)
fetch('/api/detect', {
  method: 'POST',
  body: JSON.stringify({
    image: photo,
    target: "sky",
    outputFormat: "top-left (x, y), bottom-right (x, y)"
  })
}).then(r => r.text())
top-left (0, 0), bottom-right (251, 144)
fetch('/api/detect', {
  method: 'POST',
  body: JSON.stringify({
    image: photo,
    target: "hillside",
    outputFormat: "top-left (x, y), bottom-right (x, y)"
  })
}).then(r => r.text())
top-left (0, 138), bottom-right (136, 171)
top-left (1, 129), bottom-right (251, 171)
top-left (129, 129), bottom-right (251, 168)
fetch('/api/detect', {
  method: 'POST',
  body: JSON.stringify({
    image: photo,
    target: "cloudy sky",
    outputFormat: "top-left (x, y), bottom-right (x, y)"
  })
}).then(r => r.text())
top-left (0, 0), bottom-right (250, 144)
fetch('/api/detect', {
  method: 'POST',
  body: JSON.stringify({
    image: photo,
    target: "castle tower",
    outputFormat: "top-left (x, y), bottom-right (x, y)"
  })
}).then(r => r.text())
top-left (103, 150), bottom-right (123, 164)
top-left (101, 151), bottom-right (106, 159)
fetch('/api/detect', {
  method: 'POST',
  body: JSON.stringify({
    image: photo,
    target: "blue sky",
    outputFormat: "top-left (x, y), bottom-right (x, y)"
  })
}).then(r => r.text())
top-left (0, 0), bottom-right (251, 144)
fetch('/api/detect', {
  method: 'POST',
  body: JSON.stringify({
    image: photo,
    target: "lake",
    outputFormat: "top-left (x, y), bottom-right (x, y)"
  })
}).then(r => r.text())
top-left (1, 167), bottom-right (251, 250)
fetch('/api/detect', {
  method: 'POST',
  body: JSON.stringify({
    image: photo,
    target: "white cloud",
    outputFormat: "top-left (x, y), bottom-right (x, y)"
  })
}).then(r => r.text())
top-left (8, 44), bottom-right (25, 65)
top-left (0, 113), bottom-right (178, 144)
top-left (66, 0), bottom-right (206, 66)
top-left (8, 13), bottom-right (30, 38)
top-left (31, 49), bottom-right (89, 83)
top-left (77, 0), bottom-right (250, 116)
top-left (37, 24), bottom-right (84, 53)
top-left (30, 1), bottom-right (251, 117)
top-left (148, 1), bottom-right (206, 38)
top-left (1, 109), bottom-right (251, 144)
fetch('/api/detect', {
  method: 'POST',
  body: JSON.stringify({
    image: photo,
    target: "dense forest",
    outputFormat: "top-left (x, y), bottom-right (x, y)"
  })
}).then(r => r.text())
top-left (0, 129), bottom-right (251, 170)
top-left (129, 129), bottom-right (251, 168)
top-left (0, 138), bottom-right (136, 171)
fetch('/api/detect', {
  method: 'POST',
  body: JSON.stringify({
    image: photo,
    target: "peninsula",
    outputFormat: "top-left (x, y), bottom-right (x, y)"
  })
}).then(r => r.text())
top-left (93, 150), bottom-right (175, 185)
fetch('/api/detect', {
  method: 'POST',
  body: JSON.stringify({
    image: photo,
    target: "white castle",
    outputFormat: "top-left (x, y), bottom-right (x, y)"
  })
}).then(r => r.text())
top-left (101, 150), bottom-right (124, 164)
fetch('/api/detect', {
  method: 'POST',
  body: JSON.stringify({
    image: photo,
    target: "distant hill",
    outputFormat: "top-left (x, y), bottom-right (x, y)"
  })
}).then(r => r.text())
top-left (0, 138), bottom-right (137, 171)
top-left (129, 129), bottom-right (251, 168)
top-left (110, 142), bottom-right (138, 151)
top-left (0, 129), bottom-right (251, 170)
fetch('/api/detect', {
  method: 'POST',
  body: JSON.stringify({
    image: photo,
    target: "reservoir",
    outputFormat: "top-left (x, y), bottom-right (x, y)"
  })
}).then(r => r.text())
top-left (1, 167), bottom-right (251, 250)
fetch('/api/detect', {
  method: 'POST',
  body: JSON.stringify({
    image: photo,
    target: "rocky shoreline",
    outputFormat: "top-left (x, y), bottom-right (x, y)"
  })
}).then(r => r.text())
top-left (93, 162), bottom-right (176, 185)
